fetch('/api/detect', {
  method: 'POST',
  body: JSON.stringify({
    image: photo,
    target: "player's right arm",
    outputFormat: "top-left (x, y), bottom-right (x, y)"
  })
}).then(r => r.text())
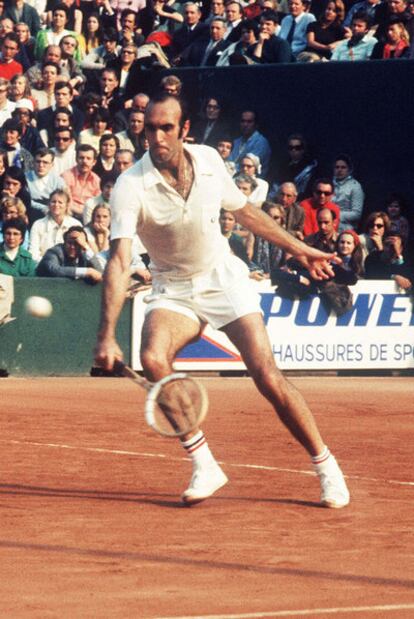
top-left (94, 237), bottom-right (132, 371)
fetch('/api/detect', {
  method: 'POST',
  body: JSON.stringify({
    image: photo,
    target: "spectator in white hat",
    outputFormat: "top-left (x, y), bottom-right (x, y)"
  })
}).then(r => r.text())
top-left (12, 97), bottom-right (45, 153)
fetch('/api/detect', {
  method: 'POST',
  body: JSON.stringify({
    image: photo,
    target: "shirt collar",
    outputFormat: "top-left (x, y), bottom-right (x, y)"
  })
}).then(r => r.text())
top-left (141, 144), bottom-right (214, 190)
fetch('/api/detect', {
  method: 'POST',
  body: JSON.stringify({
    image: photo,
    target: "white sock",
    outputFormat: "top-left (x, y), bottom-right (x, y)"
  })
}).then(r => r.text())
top-left (311, 446), bottom-right (334, 471)
top-left (181, 431), bottom-right (217, 469)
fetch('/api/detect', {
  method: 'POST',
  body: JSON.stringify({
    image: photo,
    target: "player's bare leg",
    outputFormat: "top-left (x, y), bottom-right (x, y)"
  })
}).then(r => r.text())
top-left (140, 309), bottom-right (228, 504)
top-left (222, 313), bottom-right (350, 508)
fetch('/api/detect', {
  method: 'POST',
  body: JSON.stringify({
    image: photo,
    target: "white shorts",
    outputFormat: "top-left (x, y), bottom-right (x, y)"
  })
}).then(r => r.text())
top-left (143, 254), bottom-right (262, 330)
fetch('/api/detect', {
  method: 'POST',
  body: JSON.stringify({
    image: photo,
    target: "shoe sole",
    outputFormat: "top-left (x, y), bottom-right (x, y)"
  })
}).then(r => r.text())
top-left (181, 476), bottom-right (228, 506)
top-left (322, 497), bottom-right (350, 509)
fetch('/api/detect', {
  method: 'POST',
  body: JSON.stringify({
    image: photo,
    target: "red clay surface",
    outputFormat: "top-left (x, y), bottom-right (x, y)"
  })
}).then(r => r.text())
top-left (1, 376), bottom-right (413, 618)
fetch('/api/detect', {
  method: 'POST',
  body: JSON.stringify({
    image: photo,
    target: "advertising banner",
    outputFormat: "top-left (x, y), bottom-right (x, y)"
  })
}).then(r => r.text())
top-left (131, 280), bottom-right (414, 371)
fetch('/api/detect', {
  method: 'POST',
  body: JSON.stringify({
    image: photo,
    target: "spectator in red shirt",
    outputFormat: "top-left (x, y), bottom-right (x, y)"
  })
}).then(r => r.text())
top-left (62, 144), bottom-right (101, 220)
top-left (300, 178), bottom-right (340, 236)
top-left (0, 33), bottom-right (22, 80)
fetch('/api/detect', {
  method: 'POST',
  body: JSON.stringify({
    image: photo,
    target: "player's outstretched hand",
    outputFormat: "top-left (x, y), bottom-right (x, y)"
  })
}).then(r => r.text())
top-left (94, 336), bottom-right (123, 372)
top-left (296, 247), bottom-right (342, 280)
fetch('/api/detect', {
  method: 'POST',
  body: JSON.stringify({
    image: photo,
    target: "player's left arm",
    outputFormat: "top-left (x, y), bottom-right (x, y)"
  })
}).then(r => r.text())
top-left (234, 202), bottom-right (338, 280)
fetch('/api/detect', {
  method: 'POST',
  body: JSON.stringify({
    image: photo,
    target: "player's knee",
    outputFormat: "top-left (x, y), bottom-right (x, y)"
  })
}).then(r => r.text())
top-left (252, 365), bottom-right (288, 403)
top-left (141, 348), bottom-right (170, 381)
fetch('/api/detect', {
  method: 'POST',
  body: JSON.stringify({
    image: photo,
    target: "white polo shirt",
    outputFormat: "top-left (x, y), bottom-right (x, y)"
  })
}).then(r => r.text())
top-left (110, 144), bottom-right (247, 279)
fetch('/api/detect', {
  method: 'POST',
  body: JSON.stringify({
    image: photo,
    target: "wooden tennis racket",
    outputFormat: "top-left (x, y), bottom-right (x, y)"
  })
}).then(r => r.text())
top-left (113, 360), bottom-right (209, 438)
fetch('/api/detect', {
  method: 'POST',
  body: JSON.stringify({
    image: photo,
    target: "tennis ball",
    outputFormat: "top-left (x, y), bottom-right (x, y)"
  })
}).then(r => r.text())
top-left (24, 296), bottom-right (53, 319)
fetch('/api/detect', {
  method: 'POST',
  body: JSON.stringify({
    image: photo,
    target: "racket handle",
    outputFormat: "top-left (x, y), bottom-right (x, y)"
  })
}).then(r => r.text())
top-left (113, 359), bottom-right (127, 376)
top-left (113, 359), bottom-right (150, 389)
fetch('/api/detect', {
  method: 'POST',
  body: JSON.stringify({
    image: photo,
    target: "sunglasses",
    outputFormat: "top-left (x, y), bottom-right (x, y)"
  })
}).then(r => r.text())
top-left (315, 190), bottom-right (332, 196)
top-left (288, 144), bottom-right (304, 151)
top-left (369, 223), bottom-right (384, 229)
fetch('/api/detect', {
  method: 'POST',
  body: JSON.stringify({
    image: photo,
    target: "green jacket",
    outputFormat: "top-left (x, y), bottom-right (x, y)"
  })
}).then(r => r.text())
top-left (34, 29), bottom-right (82, 62)
top-left (0, 244), bottom-right (37, 277)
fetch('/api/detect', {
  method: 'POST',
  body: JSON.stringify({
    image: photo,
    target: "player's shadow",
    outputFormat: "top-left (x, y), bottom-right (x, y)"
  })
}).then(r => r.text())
top-left (0, 483), bottom-right (319, 509)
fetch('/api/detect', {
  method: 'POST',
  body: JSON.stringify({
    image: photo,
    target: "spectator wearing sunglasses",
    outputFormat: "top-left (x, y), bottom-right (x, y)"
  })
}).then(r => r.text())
top-left (270, 133), bottom-right (321, 200)
top-left (51, 126), bottom-right (77, 175)
top-left (358, 211), bottom-right (390, 261)
top-left (300, 178), bottom-right (340, 236)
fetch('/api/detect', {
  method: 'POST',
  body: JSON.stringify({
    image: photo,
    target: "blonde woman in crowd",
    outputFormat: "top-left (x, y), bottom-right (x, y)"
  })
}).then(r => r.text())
top-left (28, 188), bottom-right (79, 261)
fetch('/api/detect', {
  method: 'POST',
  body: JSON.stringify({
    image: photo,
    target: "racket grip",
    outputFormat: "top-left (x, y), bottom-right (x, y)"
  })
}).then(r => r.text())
top-left (113, 359), bottom-right (126, 376)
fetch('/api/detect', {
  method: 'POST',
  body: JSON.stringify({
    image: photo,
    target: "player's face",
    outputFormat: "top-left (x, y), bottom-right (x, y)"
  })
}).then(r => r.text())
top-left (145, 99), bottom-right (189, 167)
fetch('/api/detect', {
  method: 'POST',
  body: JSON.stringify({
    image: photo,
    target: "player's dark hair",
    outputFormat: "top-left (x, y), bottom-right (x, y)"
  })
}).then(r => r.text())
top-left (146, 92), bottom-right (190, 132)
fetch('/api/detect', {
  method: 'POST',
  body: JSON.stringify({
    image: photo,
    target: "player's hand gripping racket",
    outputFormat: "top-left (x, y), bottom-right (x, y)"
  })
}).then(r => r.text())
top-left (113, 360), bottom-right (209, 438)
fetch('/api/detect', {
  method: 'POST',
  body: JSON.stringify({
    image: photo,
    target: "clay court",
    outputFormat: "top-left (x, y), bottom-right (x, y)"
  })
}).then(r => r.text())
top-left (1, 375), bottom-right (413, 618)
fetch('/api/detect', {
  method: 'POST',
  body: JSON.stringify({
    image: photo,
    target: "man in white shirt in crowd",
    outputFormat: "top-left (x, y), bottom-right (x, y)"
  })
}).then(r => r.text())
top-left (51, 126), bottom-right (77, 175)
top-left (26, 147), bottom-right (66, 222)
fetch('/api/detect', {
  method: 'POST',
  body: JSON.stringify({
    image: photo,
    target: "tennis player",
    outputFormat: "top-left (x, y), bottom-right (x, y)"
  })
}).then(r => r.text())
top-left (94, 93), bottom-right (350, 509)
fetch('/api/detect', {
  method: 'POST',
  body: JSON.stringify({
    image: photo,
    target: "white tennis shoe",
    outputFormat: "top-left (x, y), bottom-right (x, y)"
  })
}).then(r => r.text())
top-left (315, 455), bottom-right (350, 509)
top-left (181, 463), bottom-right (228, 505)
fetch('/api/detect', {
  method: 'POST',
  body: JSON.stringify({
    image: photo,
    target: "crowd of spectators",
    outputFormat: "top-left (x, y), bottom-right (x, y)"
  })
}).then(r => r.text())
top-left (0, 0), bottom-right (412, 300)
